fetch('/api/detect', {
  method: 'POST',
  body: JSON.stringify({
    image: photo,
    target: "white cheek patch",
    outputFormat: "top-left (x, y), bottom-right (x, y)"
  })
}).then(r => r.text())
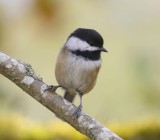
top-left (65, 36), bottom-right (99, 51)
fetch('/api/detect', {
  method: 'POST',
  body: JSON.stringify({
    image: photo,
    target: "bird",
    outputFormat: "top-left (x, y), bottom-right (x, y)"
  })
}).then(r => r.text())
top-left (46, 28), bottom-right (107, 117)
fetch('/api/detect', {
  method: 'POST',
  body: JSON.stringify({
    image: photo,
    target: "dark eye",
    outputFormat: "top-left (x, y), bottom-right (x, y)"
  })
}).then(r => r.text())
top-left (89, 41), bottom-right (95, 46)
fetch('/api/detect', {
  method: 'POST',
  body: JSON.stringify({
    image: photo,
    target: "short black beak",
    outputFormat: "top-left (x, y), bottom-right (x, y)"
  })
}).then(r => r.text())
top-left (99, 47), bottom-right (108, 52)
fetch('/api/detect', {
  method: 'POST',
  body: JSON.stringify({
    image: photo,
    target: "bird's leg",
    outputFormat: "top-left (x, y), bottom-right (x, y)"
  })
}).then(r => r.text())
top-left (73, 92), bottom-right (83, 118)
top-left (44, 85), bottom-right (61, 92)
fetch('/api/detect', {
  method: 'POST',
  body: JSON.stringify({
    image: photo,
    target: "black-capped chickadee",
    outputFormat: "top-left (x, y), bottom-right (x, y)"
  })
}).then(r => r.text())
top-left (46, 28), bottom-right (107, 117)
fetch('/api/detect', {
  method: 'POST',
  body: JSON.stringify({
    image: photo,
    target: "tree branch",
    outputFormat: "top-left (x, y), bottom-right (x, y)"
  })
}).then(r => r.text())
top-left (0, 52), bottom-right (122, 140)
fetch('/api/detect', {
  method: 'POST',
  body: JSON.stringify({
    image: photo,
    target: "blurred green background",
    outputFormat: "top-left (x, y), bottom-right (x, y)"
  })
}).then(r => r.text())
top-left (0, 0), bottom-right (160, 139)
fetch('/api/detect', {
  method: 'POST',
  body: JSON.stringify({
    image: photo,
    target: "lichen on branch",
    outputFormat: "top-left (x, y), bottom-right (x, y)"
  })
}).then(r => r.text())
top-left (0, 52), bottom-right (122, 140)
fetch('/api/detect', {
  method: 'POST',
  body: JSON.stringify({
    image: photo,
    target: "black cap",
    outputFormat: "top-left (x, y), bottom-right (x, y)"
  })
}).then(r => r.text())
top-left (69, 28), bottom-right (104, 48)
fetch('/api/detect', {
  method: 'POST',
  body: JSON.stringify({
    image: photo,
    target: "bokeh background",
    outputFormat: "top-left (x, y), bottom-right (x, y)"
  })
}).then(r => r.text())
top-left (0, 0), bottom-right (160, 139)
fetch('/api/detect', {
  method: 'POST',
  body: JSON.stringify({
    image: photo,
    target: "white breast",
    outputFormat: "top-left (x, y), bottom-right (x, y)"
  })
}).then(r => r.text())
top-left (55, 50), bottom-right (101, 95)
top-left (68, 52), bottom-right (101, 70)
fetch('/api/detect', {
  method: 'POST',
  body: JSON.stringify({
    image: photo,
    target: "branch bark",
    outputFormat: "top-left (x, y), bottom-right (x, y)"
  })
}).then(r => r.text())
top-left (0, 52), bottom-right (122, 140)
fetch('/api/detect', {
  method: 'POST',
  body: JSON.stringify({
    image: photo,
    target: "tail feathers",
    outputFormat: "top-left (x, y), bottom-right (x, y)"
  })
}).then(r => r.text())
top-left (63, 91), bottom-right (75, 103)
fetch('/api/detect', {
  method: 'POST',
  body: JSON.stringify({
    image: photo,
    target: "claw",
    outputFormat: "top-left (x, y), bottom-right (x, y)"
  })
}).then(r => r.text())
top-left (72, 92), bottom-right (83, 118)
top-left (44, 85), bottom-right (61, 92)
top-left (72, 105), bottom-right (82, 118)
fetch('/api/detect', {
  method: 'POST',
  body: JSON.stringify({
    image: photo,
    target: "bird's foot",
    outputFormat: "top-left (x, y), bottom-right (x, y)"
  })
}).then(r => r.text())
top-left (72, 105), bottom-right (82, 118)
top-left (44, 85), bottom-right (61, 92)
